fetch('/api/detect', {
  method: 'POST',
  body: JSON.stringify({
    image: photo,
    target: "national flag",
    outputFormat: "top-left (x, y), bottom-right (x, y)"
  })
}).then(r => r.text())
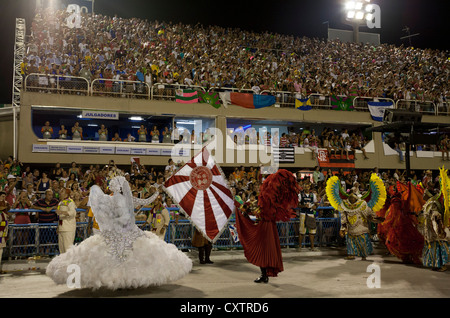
top-left (368, 101), bottom-right (394, 121)
top-left (219, 92), bottom-right (275, 109)
top-left (163, 146), bottom-right (235, 243)
top-left (295, 98), bottom-right (312, 111)
top-left (175, 89), bottom-right (198, 104)
top-left (198, 91), bottom-right (221, 109)
top-left (331, 95), bottom-right (354, 111)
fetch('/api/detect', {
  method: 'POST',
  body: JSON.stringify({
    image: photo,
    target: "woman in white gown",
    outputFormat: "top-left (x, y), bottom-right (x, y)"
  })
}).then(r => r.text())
top-left (46, 175), bottom-right (192, 290)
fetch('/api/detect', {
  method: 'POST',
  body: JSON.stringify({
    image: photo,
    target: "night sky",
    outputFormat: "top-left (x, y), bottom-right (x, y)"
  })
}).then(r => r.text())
top-left (0, 0), bottom-right (448, 104)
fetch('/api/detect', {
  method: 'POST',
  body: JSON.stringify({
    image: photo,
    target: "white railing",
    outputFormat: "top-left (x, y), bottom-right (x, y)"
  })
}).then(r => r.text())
top-left (25, 73), bottom-right (90, 95)
top-left (436, 102), bottom-right (449, 116)
top-left (353, 96), bottom-right (395, 112)
top-left (91, 78), bottom-right (151, 99)
top-left (22, 73), bottom-right (449, 117)
top-left (150, 83), bottom-right (206, 100)
top-left (395, 99), bottom-right (437, 115)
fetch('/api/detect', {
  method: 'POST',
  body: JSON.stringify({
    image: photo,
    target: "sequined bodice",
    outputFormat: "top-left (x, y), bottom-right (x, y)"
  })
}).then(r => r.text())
top-left (101, 225), bottom-right (145, 262)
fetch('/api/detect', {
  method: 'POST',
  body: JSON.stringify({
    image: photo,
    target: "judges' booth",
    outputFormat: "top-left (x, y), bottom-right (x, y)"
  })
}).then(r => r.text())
top-left (24, 106), bottom-right (216, 166)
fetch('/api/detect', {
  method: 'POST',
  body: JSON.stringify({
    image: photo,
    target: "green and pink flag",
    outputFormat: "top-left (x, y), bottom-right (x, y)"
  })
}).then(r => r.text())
top-left (175, 89), bottom-right (199, 104)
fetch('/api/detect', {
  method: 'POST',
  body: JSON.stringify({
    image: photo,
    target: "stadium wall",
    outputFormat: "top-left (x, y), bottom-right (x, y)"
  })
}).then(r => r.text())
top-left (17, 91), bottom-right (448, 170)
top-left (0, 113), bottom-right (14, 158)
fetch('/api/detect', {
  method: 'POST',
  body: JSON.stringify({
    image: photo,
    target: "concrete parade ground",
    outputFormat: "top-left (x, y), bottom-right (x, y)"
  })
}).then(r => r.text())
top-left (1, 245), bottom-right (449, 301)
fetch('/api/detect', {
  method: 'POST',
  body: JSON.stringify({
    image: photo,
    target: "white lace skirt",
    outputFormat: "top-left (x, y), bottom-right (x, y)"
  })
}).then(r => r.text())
top-left (46, 231), bottom-right (192, 290)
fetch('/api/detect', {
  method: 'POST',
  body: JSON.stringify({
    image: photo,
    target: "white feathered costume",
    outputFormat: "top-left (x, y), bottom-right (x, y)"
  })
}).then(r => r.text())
top-left (46, 176), bottom-right (192, 290)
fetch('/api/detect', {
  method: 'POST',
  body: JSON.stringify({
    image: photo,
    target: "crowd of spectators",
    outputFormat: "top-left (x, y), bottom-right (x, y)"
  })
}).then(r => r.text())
top-left (1, 155), bottom-right (447, 224)
top-left (1, 153), bottom-right (449, 259)
top-left (22, 7), bottom-right (449, 106)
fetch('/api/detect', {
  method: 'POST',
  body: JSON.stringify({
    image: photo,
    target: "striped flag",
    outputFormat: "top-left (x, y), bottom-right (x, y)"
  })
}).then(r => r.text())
top-left (175, 89), bottom-right (199, 104)
top-left (368, 101), bottom-right (394, 121)
top-left (219, 92), bottom-right (275, 109)
top-left (273, 147), bottom-right (295, 163)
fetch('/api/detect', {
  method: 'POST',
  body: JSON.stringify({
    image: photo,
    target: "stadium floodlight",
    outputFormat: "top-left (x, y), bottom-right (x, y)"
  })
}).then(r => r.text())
top-left (345, 1), bottom-right (356, 10)
top-left (355, 11), bottom-right (365, 20)
top-left (344, 0), bottom-right (375, 43)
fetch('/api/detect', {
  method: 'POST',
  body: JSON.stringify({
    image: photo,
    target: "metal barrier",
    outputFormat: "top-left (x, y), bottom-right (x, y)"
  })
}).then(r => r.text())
top-left (396, 99), bottom-right (437, 115)
top-left (21, 73), bottom-right (448, 118)
top-left (5, 207), bottom-right (342, 258)
top-left (25, 73), bottom-right (90, 96)
top-left (436, 102), bottom-right (450, 116)
top-left (308, 94), bottom-right (332, 109)
top-left (353, 96), bottom-right (395, 112)
top-left (91, 78), bottom-right (151, 99)
top-left (150, 83), bottom-right (206, 101)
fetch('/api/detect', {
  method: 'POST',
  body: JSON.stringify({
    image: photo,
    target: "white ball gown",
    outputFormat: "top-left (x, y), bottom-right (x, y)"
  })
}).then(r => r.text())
top-left (46, 176), bottom-right (192, 290)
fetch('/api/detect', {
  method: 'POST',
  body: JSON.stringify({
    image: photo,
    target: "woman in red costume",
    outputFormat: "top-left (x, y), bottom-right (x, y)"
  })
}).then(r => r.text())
top-left (382, 182), bottom-right (426, 264)
top-left (235, 169), bottom-right (299, 283)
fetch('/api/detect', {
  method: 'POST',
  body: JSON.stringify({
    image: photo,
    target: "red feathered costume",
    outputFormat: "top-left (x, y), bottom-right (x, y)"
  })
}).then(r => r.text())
top-left (235, 169), bottom-right (299, 278)
top-left (376, 197), bottom-right (391, 243)
top-left (381, 182), bottom-right (425, 264)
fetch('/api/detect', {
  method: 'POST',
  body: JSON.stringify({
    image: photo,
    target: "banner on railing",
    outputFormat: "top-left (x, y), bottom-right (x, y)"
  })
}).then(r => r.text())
top-left (198, 91), bottom-right (221, 109)
top-left (317, 148), bottom-right (355, 170)
top-left (368, 101), bottom-right (394, 121)
top-left (331, 95), bottom-right (354, 111)
top-left (295, 98), bottom-right (312, 111)
top-left (175, 89), bottom-right (199, 104)
top-left (273, 147), bottom-right (295, 163)
top-left (219, 92), bottom-right (276, 109)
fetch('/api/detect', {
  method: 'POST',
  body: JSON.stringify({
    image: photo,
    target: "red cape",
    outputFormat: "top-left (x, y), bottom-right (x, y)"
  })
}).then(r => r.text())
top-left (235, 169), bottom-right (299, 277)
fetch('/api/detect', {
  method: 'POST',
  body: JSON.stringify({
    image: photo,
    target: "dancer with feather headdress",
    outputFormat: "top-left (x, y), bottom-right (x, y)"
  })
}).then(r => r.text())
top-left (326, 173), bottom-right (386, 260)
